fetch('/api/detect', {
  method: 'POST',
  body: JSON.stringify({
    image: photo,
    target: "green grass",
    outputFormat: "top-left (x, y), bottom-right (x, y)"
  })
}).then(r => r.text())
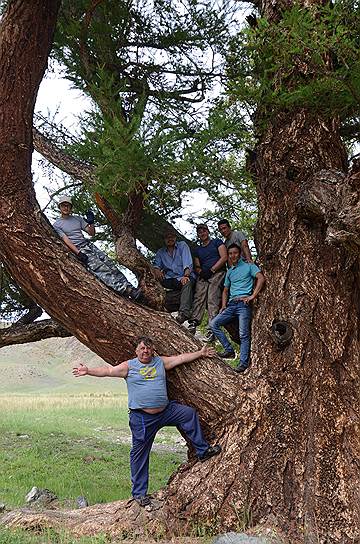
top-left (0, 394), bottom-right (186, 543)
top-left (0, 527), bottom-right (112, 544)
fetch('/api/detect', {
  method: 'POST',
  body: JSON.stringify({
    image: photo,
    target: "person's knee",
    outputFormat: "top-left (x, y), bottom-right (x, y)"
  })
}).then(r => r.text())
top-left (178, 403), bottom-right (196, 421)
top-left (239, 323), bottom-right (251, 340)
top-left (209, 315), bottom-right (220, 331)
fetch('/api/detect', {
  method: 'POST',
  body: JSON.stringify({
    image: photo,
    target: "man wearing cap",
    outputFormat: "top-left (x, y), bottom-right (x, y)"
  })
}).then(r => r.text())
top-left (217, 219), bottom-right (253, 263)
top-left (73, 336), bottom-right (222, 508)
top-left (187, 224), bottom-right (228, 340)
top-left (53, 196), bottom-right (142, 301)
top-left (153, 229), bottom-right (195, 324)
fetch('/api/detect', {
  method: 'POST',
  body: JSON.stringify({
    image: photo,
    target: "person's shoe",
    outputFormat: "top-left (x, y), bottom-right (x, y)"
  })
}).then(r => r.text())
top-left (134, 495), bottom-right (152, 507)
top-left (234, 364), bottom-right (248, 373)
top-left (127, 286), bottom-right (144, 302)
top-left (175, 312), bottom-right (188, 325)
top-left (218, 350), bottom-right (236, 359)
top-left (198, 444), bottom-right (222, 463)
top-left (203, 330), bottom-right (215, 343)
top-left (187, 320), bottom-right (198, 334)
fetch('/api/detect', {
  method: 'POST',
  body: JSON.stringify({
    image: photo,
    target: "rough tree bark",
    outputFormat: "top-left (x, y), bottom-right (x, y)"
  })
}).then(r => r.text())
top-left (0, 319), bottom-right (70, 348)
top-left (0, 1), bottom-right (359, 544)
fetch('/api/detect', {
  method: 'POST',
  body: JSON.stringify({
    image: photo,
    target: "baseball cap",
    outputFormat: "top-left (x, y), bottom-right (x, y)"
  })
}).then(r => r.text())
top-left (196, 223), bottom-right (209, 232)
top-left (58, 195), bottom-right (72, 206)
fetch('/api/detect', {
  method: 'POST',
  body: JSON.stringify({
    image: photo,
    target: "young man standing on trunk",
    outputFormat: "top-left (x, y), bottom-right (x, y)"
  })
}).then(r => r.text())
top-left (73, 337), bottom-right (221, 508)
top-left (209, 243), bottom-right (265, 373)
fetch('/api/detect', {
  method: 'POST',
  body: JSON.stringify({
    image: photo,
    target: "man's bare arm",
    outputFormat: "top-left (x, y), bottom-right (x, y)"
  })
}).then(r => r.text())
top-left (162, 345), bottom-right (215, 370)
top-left (73, 361), bottom-right (129, 378)
top-left (210, 244), bottom-right (228, 273)
top-left (62, 234), bottom-right (81, 255)
top-left (241, 272), bottom-right (265, 304)
top-left (241, 240), bottom-right (253, 263)
top-left (221, 286), bottom-right (229, 311)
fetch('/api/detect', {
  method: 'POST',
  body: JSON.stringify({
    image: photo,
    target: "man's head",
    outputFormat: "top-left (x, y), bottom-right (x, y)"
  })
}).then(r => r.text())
top-left (196, 223), bottom-right (210, 243)
top-left (58, 195), bottom-right (73, 216)
top-left (227, 243), bottom-right (241, 266)
top-left (163, 229), bottom-right (177, 249)
top-left (135, 336), bottom-right (155, 364)
top-left (218, 219), bottom-right (232, 239)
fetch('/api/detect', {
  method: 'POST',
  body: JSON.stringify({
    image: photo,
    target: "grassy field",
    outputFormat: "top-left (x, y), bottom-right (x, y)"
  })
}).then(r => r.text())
top-left (0, 381), bottom-right (186, 542)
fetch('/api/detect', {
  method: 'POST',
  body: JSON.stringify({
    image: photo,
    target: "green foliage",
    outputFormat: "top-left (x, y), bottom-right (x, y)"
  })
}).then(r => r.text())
top-left (47, 0), bottom-right (254, 223)
top-left (228, 0), bottom-right (360, 120)
top-left (0, 264), bottom-right (32, 322)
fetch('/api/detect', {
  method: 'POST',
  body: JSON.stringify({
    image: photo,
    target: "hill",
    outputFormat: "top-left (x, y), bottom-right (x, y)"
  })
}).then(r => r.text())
top-left (0, 336), bottom-right (127, 395)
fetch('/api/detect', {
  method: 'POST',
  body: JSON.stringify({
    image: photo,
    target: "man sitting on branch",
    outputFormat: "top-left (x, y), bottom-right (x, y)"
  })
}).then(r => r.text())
top-left (53, 195), bottom-right (143, 302)
top-left (153, 229), bottom-right (195, 324)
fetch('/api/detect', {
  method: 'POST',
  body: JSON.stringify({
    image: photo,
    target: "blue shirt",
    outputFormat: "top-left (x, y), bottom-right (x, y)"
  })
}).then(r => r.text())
top-left (154, 241), bottom-right (194, 280)
top-left (126, 356), bottom-right (168, 410)
top-left (194, 239), bottom-right (224, 272)
top-left (225, 260), bottom-right (261, 299)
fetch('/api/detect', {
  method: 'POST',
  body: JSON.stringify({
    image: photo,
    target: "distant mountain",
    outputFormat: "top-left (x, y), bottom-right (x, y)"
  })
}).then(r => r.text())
top-left (0, 336), bottom-right (126, 395)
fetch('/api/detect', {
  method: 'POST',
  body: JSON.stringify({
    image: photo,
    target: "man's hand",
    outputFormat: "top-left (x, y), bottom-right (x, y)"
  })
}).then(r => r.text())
top-left (219, 305), bottom-right (227, 313)
top-left (73, 363), bottom-right (88, 377)
top-left (85, 210), bottom-right (95, 225)
top-left (240, 294), bottom-right (255, 304)
top-left (199, 269), bottom-right (213, 280)
top-left (180, 276), bottom-right (190, 285)
top-left (77, 251), bottom-right (89, 265)
top-left (154, 268), bottom-right (164, 281)
top-left (200, 345), bottom-right (216, 357)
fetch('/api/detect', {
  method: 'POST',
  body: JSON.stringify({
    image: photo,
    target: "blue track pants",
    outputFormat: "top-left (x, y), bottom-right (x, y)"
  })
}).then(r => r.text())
top-left (129, 400), bottom-right (209, 498)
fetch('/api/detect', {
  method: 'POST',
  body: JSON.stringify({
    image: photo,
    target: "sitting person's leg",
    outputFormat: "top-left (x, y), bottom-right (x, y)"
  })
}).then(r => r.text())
top-left (177, 279), bottom-right (194, 322)
top-left (161, 278), bottom-right (182, 291)
top-left (81, 242), bottom-right (141, 300)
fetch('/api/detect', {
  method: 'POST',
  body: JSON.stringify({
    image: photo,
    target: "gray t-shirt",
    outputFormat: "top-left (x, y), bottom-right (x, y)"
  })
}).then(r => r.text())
top-left (224, 229), bottom-right (247, 249)
top-left (53, 215), bottom-right (88, 248)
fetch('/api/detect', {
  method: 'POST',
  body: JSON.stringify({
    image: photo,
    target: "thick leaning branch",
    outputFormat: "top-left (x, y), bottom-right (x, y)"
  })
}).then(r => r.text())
top-left (0, 0), bottom-right (241, 477)
top-left (297, 163), bottom-right (360, 254)
top-left (0, 319), bottom-right (70, 348)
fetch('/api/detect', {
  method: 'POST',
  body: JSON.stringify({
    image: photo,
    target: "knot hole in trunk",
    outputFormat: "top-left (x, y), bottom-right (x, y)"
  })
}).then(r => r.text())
top-left (271, 320), bottom-right (293, 349)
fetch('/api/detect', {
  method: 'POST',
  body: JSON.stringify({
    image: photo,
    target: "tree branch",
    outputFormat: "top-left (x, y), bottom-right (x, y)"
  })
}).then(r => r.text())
top-left (0, 319), bottom-right (70, 348)
top-left (32, 128), bottom-right (195, 253)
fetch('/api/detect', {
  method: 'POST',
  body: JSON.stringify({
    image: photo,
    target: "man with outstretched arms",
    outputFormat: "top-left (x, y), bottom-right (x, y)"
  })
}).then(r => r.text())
top-left (209, 243), bottom-right (265, 373)
top-left (73, 336), bottom-right (221, 508)
top-left (53, 195), bottom-right (142, 301)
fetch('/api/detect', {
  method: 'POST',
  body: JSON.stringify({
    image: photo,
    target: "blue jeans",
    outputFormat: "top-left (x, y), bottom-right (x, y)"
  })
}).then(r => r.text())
top-left (129, 401), bottom-right (209, 498)
top-left (209, 300), bottom-right (252, 367)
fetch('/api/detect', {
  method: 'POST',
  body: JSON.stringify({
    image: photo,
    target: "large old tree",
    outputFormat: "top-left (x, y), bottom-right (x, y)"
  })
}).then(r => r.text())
top-left (0, 0), bottom-right (360, 543)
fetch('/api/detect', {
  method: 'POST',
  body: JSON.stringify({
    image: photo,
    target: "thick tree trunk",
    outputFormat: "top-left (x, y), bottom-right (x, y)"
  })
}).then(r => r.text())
top-left (245, 110), bottom-right (360, 541)
top-left (1, 2), bottom-right (360, 544)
